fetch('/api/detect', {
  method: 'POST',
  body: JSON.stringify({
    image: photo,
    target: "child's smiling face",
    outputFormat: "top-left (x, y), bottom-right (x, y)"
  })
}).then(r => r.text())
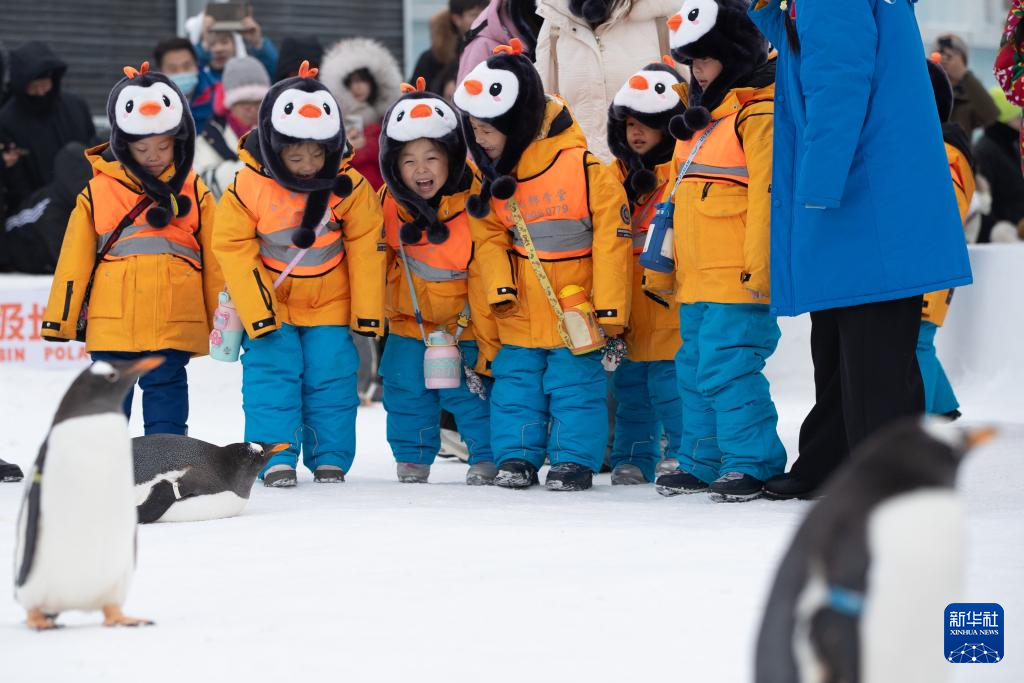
top-left (399, 138), bottom-right (449, 200)
top-left (281, 142), bottom-right (325, 180)
top-left (469, 118), bottom-right (506, 161)
top-left (128, 135), bottom-right (175, 177)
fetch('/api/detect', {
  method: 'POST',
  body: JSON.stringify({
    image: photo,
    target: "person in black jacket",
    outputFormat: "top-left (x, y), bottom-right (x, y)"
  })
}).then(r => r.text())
top-left (0, 42), bottom-right (94, 215)
top-left (1, 142), bottom-right (91, 273)
top-left (974, 87), bottom-right (1024, 243)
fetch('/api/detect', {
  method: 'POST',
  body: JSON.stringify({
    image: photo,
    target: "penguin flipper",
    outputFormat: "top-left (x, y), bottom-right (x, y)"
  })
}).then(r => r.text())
top-left (136, 479), bottom-right (178, 524)
top-left (15, 442), bottom-right (49, 588)
top-left (809, 608), bottom-right (860, 683)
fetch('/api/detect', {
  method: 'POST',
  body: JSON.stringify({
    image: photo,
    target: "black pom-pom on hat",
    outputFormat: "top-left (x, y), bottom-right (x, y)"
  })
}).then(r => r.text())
top-left (146, 205), bottom-right (172, 228)
top-left (173, 194), bottom-right (192, 217)
top-left (580, 0), bottom-right (610, 23)
top-left (426, 221), bottom-right (451, 244)
top-left (334, 174), bottom-right (353, 198)
top-left (669, 114), bottom-right (695, 141)
top-left (292, 227), bottom-right (316, 249)
top-left (683, 106), bottom-right (712, 132)
top-left (400, 221), bottom-right (424, 245)
top-left (491, 175), bottom-right (518, 201)
top-left (467, 192), bottom-right (491, 219)
top-left (630, 168), bottom-right (658, 196)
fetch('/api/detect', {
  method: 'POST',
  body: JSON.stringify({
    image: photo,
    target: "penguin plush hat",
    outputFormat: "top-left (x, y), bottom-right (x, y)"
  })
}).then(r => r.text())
top-left (608, 58), bottom-right (687, 201)
top-left (14, 358), bottom-right (166, 630)
top-left (755, 418), bottom-right (997, 683)
top-left (380, 77), bottom-right (471, 244)
top-left (665, 0), bottom-right (768, 139)
top-left (108, 62), bottom-right (196, 228)
top-left (254, 60), bottom-right (352, 248)
top-left (453, 38), bottom-right (546, 218)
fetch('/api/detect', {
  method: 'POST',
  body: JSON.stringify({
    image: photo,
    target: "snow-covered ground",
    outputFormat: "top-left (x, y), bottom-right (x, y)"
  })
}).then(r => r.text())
top-left (1, 266), bottom-right (1022, 681)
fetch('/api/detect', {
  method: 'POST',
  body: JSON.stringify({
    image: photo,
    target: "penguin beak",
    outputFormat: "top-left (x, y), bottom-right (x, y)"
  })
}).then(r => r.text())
top-left (410, 103), bottom-right (433, 119)
top-left (299, 103), bottom-right (323, 118)
top-left (269, 443), bottom-right (290, 455)
top-left (965, 426), bottom-right (998, 449)
top-left (629, 75), bottom-right (649, 91)
top-left (129, 356), bottom-right (165, 373)
top-left (463, 79), bottom-right (483, 96)
top-left (667, 14), bottom-right (683, 32)
top-left (139, 101), bottom-right (163, 117)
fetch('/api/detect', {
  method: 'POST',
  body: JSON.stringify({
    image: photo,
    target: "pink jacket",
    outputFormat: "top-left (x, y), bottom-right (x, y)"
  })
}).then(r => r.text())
top-left (458, 1), bottom-right (531, 83)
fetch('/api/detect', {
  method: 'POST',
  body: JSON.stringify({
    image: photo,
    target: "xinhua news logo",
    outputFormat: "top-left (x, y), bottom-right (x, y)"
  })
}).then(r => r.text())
top-left (945, 603), bottom-right (1004, 664)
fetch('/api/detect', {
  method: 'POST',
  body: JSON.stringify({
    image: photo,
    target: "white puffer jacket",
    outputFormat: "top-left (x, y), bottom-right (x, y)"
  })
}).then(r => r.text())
top-left (534, 0), bottom-right (685, 162)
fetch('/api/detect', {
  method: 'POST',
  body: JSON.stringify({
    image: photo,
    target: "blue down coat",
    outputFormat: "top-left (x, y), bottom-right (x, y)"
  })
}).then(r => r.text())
top-left (748, 0), bottom-right (972, 316)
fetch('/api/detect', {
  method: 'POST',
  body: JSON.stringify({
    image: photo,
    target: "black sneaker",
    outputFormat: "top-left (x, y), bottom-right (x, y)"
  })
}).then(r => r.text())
top-left (0, 458), bottom-right (24, 483)
top-left (494, 459), bottom-right (539, 489)
top-left (545, 462), bottom-right (593, 491)
top-left (709, 472), bottom-right (764, 502)
top-left (763, 473), bottom-right (820, 501)
top-left (263, 465), bottom-right (297, 488)
top-left (655, 470), bottom-right (709, 496)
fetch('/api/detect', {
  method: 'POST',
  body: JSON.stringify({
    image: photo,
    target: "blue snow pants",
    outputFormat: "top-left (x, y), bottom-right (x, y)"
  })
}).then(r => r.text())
top-left (675, 303), bottom-right (787, 483)
top-left (610, 359), bottom-right (681, 482)
top-left (91, 349), bottom-right (191, 435)
top-left (917, 321), bottom-right (959, 415)
top-left (240, 324), bottom-right (360, 475)
top-left (380, 334), bottom-right (493, 465)
top-left (490, 345), bottom-right (607, 472)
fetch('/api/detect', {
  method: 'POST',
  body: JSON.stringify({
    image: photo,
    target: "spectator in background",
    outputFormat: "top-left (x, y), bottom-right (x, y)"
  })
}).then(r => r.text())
top-left (195, 8), bottom-right (278, 82)
top-left (935, 33), bottom-right (999, 138)
top-left (274, 35), bottom-right (324, 82)
top-left (458, 0), bottom-right (541, 82)
top-left (0, 42), bottom-right (94, 215)
top-left (974, 87), bottom-right (1024, 243)
top-left (533, 0), bottom-right (681, 162)
top-left (154, 37), bottom-right (219, 134)
top-left (411, 0), bottom-right (488, 91)
top-left (0, 142), bottom-right (90, 273)
top-left (320, 38), bottom-right (403, 189)
top-left (194, 57), bottom-right (269, 199)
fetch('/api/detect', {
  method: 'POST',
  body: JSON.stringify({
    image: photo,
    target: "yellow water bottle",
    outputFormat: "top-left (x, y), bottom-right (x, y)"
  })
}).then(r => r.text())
top-left (558, 285), bottom-right (605, 355)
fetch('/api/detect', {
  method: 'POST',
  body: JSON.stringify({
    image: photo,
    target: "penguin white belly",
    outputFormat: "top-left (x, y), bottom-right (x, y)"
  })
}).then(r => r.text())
top-left (861, 489), bottom-right (964, 683)
top-left (16, 415), bottom-right (138, 613)
top-left (156, 491), bottom-right (247, 523)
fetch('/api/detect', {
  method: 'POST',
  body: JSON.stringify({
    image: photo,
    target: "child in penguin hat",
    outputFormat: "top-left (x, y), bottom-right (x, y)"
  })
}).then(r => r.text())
top-left (377, 77), bottom-right (500, 485)
top-left (213, 61), bottom-right (387, 488)
top-left (454, 40), bottom-right (633, 492)
top-left (40, 61), bottom-right (223, 436)
top-left (653, 0), bottom-right (786, 502)
top-left (604, 59), bottom-right (685, 484)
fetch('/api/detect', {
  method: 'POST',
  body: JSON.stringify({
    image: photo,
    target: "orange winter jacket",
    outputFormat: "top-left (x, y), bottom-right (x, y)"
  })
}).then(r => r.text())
top-left (470, 97), bottom-right (632, 350)
top-left (922, 143), bottom-right (976, 327)
top-left (380, 185), bottom-right (499, 374)
top-left (647, 82), bottom-right (774, 305)
top-left (610, 158), bottom-right (680, 362)
top-left (212, 134), bottom-right (386, 338)
top-left (41, 144), bottom-right (221, 354)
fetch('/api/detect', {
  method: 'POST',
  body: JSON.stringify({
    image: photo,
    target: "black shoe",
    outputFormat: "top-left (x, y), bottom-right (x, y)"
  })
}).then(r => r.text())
top-left (655, 470), bottom-right (709, 497)
top-left (313, 465), bottom-right (346, 483)
top-left (942, 409), bottom-right (962, 422)
top-left (545, 462), bottom-right (593, 491)
top-left (494, 459), bottom-right (539, 489)
top-left (263, 466), bottom-right (297, 488)
top-left (709, 472), bottom-right (764, 503)
top-left (762, 473), bottom-right (820, 500)
top-left (0, 458), bottom-right (24, 483)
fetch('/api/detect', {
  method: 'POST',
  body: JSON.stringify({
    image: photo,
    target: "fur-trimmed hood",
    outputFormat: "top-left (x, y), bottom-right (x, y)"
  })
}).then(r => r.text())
top-left (319, 37), bottom-right (404, 124)
top-left (428, 10), bottom-right (460, 66)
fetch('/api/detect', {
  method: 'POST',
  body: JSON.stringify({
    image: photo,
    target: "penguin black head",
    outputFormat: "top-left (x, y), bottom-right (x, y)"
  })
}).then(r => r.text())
top-left (380, 77), bottom-right (471, 245)
top-left (454, 39), bottom-right (545, 217)
top-left (220, 442), bottom-right (290, 489)
top-left (608, 59), bottom-right (686, 203)
top-left (666, 0), bottom-right (768, 136)
top-left (53, 358), bottom-right (166, 425)
top-left (107, 61), bottom-right (196, 228)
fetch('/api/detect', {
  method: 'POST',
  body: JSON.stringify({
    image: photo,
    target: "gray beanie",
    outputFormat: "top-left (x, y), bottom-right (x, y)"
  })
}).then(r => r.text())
top-left (222, 56), bottom-right (271, 108)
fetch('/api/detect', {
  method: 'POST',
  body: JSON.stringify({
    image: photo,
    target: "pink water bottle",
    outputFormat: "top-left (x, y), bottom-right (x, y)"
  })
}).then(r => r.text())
top-left (209, 291), bottom-right (244, 362)
top-left (424, 330), bottom-right (462, 389)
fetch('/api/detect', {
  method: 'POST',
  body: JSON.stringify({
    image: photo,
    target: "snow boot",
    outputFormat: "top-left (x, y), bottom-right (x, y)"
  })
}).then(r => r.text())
top-left (494, 459), bottom-right (539, 489)
top-left (0, 458), bottom-right (24, 483)
top-left (709, 472), bottom-right (764, 503)
top-left (611, 463), bottom-right (646, 485)
top-left (656, 457), bottom-right (680, 476)
top-left (655, 470), bottom-right (709, 497)
top-left (466, 461), bottom-right (497, 486)
top-left (397, 462), bottom-right (431, 483)
top-left (763, 473), bottom-right (820, 501)
top-left (314, 465), bottom-right (345, 483)
top-left (545, 462), bottom-right (593, 491)
top-left (263, 464), bottom-right (297, 488)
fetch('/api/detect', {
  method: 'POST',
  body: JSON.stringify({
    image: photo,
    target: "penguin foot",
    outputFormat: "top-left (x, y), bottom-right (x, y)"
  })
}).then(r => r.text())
top-left (102, 605), bottom-right (154, 628)
top-left (26, 609), bottom-right (60, 631)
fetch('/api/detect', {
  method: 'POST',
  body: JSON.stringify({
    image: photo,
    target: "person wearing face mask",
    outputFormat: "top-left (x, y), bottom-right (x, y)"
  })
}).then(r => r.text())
top-left (0, 41), bottom-right (95, 215)
top-left (154, 37), bottom-right (220, 134)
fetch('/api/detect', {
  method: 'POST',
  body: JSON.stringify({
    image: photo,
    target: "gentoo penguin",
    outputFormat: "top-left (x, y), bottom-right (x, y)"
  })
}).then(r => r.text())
top-left (755, 418), bottom-right (996, 683)
top-left (14, 358), bottom-right (165, 630)
top-left (607, 58), bottom-right (687, 201)
top-left (133, 435), bottom-right (288, 523)
top-left (379, 76), bottom-right (471, 245)
top-left (453, 37), bottom-right (546, 218)
top-left (107, 61), bottom-right (196, 227)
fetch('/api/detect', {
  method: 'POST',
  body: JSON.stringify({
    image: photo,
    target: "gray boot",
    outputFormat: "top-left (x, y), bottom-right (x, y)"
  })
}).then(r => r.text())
top-left (313, 465), bottom-right (345, 483)
top-left (611, 463), bottom-right (647, 485)
top-left (466, 461), bottom-right (498, 486)
top-left (263, 464), bottom-right (297, 488)
top-left (397, 462), bottom-right (430, 483)
top-left (656, 457), bottom-right (680, 476)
